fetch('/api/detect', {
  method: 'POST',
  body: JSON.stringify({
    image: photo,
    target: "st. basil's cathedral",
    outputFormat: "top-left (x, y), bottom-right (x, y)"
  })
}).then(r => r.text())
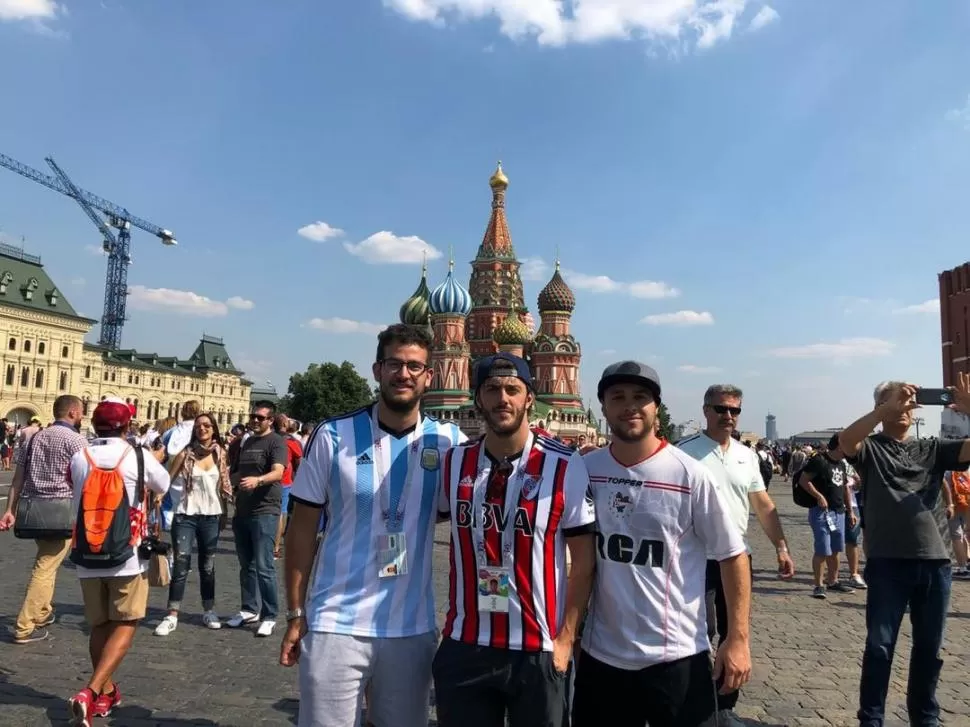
top-left (396, 163), bottom-right (598, 442)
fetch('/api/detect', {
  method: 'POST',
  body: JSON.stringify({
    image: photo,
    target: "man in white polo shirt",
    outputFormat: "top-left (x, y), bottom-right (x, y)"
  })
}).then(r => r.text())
top-left (678, 384), bottom-right (795, 727)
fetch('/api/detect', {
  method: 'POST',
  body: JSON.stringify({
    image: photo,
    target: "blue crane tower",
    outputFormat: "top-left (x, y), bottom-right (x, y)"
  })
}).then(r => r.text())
top-left (0, 152), bottom-right (177, 349)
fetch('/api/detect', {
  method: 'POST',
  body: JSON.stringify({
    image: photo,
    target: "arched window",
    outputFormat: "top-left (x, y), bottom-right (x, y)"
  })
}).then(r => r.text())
top-left (82, 397), bottom-right (90, 415)
top-left (168, 402), bottom-right (174, 418)
top-left (7, 337), bottom-right (15, 351)
top-left (38, 342), bottom-right (45, 355)
top-left (59, 371), bottom-right (68, 391)
top-left (20, 367), bottom-right (29, 387)
top-left (24, 340), bottom-right (31, 353)
top-left (61, 345), bottom-right (69, 358)
top-left (5, 365), bottom-right (13, 386)
top-left (35, 369), bottom-right (44, 388)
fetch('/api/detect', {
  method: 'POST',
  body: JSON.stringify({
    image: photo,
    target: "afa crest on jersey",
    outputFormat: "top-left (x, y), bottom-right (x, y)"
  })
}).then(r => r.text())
top-left (420, 447), bottom-right (440, 471)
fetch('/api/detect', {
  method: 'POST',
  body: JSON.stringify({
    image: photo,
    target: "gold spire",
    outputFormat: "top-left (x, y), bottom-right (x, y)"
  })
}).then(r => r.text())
top-left (489, 160), bottom-right (509, 189)
top-left (448, 244), bottom-right (455, 272)
top-left (555, 245), bottom-right (561, 272)
top-left (421, 250), bottom-right (428, 276)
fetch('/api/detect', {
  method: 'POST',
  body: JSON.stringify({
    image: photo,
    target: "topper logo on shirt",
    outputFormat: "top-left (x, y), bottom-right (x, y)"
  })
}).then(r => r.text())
top-left (455, 500), bottom-right (535, 536)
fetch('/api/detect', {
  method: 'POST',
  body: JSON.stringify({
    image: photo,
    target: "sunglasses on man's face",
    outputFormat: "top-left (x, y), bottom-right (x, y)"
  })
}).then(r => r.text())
top-left (710, 404), bottom-right (742, 417)
top-left (249, 414), bottom-right (269, 422)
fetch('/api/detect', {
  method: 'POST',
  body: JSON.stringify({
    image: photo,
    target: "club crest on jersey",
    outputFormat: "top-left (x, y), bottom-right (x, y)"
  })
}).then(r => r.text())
top-left (520, 475), bottom-right (542, 500)
top-left (609, 492), bottom-right (634, 518)
top-left (420, 447), bottom-right (440, 471)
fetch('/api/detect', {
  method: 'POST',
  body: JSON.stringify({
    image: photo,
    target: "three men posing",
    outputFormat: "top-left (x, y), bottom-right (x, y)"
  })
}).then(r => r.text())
top-left (281, 332), bottom-right (754, 727)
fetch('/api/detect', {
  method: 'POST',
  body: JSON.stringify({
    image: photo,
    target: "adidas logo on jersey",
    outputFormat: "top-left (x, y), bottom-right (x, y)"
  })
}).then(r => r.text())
top-left (356, 453), bottom-right (373, 465)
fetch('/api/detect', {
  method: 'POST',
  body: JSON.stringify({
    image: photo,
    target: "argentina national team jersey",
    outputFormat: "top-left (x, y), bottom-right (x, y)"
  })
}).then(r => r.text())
top-left (290, 404), bottom-right (466, 638)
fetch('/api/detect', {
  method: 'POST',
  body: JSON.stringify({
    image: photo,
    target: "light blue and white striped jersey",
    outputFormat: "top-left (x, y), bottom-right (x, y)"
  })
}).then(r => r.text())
top-left (290, 404), bottom-right (466, 637)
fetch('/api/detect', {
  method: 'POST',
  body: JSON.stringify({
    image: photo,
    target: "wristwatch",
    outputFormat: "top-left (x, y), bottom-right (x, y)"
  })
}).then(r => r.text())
top-left (285, 607), bottom-right (305, 622)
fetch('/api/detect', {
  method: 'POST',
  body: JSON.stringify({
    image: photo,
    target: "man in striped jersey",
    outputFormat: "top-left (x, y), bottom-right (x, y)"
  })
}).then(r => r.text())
top-left (279, 324), bottom-right (466, 727)
top-left (433, 353), bottom-right (596, 727)
top-left (573, 361), bottom-right (752, 727)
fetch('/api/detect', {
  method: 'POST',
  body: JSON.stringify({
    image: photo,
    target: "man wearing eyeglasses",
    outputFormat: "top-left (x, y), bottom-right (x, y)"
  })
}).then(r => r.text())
top-left (280, 324), bottom-right (466, 727)
top-left (677, 384), bottom-right (795, 727)
top-left (226, 399), bottom-right (288, 637)
top-left (433, 353), bottom-right (596, 727)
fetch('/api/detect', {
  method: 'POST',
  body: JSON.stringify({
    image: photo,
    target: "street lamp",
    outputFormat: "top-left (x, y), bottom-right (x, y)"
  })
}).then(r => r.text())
top-left (914, 416), bottom-right (925, 439)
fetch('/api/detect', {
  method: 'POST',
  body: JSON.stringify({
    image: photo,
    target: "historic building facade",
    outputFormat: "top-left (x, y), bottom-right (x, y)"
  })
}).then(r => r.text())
top-left (398, 164), bottom-right (597, 441)
top-left (0, 242), bottom-right (252, 430)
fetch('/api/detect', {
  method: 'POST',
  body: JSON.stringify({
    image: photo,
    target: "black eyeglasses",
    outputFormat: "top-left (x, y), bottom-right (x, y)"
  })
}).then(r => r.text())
top-left (710, 405), bottom-right (742, 417)
top-left (249, 414), bottom-right (269, 422)
top-left (486, 459), bottom-right (514, 502)
top-left (381, 359), bottom-right (429, 375)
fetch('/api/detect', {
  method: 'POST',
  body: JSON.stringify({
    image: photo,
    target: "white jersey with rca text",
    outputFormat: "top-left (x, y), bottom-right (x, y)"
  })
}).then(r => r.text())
top-left (581, 443), bottom-right (745, 670)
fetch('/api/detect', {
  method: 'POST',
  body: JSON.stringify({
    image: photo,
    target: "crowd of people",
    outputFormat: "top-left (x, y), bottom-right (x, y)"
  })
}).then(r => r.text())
top-left (2, 321), bottom-right (969, 727)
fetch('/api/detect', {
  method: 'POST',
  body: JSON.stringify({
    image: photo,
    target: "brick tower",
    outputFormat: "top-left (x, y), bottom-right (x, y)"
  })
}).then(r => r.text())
top-left (532, 260), bottom-right (583, 410)
top-left (466, 162), bottom-right (527, 359)
top-left (423, 256), bottom-right (473, 415)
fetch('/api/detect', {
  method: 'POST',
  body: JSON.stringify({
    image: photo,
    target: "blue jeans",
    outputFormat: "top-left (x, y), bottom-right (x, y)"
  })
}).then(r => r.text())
top-left (808, 506), bottom-right (845, 557)
top-left (168, 514), bottom-right (221, 612)
top-left (859, 558), bottom-right (952, 727)
top-left (232, 513), bottom-right (279, 620)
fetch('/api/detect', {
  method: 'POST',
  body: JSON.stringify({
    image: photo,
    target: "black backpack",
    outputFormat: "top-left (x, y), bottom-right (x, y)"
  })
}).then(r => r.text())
top-left (758, 453), bottom-right (774, 484)
top-left (791, 456), bottom-right (820, 508)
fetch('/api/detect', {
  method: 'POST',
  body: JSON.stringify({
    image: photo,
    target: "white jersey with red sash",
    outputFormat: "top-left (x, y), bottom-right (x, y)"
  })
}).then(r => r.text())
top-left (437, 434), bottom-right (595, 652)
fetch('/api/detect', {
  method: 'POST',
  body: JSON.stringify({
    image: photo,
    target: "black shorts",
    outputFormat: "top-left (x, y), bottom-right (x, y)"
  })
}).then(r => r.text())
top-left (571, 649), bottom-right (717, 727)
top-left (432, 638), bottom-right (567, 727)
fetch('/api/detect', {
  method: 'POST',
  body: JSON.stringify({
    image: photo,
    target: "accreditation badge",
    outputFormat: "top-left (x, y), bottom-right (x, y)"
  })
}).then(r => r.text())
top-left (420, 447), bottom-right (440, 471)
top-left (377, 533), bottom-right (408, 578)
top-left (477, 567), bottom-right (510, 613)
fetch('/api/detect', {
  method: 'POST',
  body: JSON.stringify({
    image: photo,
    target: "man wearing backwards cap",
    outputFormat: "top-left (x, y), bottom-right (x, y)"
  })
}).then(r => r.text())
top-left (66, 398), bottom-right (171, 726)
top-left (433, 353), bottom-right (596, 727)
top-left (572, 361), bottom-right (751, 727)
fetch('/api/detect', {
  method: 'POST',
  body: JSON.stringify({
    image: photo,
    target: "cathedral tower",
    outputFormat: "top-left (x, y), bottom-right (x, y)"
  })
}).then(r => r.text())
top-left (532, 260), bottom-right (583, 410)
top-left (466, 163), bottom-right (527, 359)
top-left (399, 258), bottom-right (433, 336)
top-left (424, 256), bottom-right (473, 414)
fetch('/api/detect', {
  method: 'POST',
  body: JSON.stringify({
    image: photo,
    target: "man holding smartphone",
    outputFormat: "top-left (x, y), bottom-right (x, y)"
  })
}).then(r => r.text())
top-left (838, 376), bottom-right (970, 727)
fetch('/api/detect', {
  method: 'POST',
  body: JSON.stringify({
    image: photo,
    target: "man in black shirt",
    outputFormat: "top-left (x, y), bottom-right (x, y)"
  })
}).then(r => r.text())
top-left (798, 434), bottom-right (854, 599)
top-left (839, 378), bottom-right (970, 727)
top-left (227, 400), bottom-right (287, 637)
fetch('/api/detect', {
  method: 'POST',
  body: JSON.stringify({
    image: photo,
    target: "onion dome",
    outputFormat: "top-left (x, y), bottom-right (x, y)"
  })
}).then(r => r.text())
top-left (399, 260), bottom-right (431, 325)
top-left (489, 161), bottom-right (509, 190)
top-left (493, 308), bottom-right (532, 346)
top-left (430, 257), bottom-right (472, 316)
top-left (537, 259), bottom-right (575, 313)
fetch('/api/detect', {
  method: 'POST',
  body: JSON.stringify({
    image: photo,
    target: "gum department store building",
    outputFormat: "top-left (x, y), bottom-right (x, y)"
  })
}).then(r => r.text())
top-left (0, 242), bottom-right (251, 430)
top-left (397, 163), bottom-right (598, 442)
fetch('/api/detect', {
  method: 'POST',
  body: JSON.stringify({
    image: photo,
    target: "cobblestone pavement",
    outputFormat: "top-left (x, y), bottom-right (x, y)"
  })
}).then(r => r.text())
top-left (1, 474), bottom-right (969, 726)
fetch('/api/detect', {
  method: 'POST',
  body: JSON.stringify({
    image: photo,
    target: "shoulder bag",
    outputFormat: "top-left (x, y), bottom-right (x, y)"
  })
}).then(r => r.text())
top-left (13, 437), bottom-right (75, 540)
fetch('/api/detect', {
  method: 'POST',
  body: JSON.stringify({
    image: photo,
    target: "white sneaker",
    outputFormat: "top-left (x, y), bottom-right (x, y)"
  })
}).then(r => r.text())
top-left (226, 611), bottom-right (259, 628)
top-left (255, 620), bottom-right (276, 637)
top-left (202, 611), bottom-right (222, 629)
top-left (154, 615), bottom-right (178, 636)
top-left (850, 574), bottom-right (868, 589)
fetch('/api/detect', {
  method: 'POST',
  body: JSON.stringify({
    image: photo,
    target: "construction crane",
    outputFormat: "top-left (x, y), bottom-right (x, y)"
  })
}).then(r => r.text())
top-left (0, 152), bottom-right (177, 349)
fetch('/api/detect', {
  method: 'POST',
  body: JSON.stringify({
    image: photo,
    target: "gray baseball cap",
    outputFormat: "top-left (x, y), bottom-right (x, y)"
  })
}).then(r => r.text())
top-left (597, 360), bottom-right (662, 402)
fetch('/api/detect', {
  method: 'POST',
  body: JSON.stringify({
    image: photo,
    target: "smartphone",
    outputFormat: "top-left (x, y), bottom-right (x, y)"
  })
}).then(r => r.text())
top-left (915, 388), bottom-right (953, 406)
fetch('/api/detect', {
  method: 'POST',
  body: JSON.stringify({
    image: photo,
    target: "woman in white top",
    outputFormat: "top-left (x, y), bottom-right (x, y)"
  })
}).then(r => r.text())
top-left (154, 413), bottom-right (233, 636)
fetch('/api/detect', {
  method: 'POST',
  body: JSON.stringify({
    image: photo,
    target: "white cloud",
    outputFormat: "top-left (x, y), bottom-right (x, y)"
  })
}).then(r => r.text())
top-left (236, 356), bottom-right (273, 378)
top-left (298, 221), bottom-right (344, 242)
top-left (84, 244), bottom-right (105, 256)
top-left (383, 0), bottom-right (756, 51)
top-left (640, 310), bottom-right (715, 326)
top-left (678, 364), bottom-right (722, 374)
top-left (627, 280), bottom-right (681, 299)
top-left (893, 299), bottom-right (940, 315)
top-left (0, 0), bottom-right (59, 21)
top-left (945, 95), bottom-right (970, 130)
top-left (748, 5), bottom-right (778, 32)
top-left (305, 317), bottom-right (386, 335)
top-left (767, 337), bottom-right (895, 360)
top-left (128, 286), bottom-right (229, 317)
top-left (127, 286), bottom-right (255, 317)
top-left (519, 256), bottom-right (550, 281)
top-left (226, 296), bottom-right (255, 311)
top-left (563, 271), bottom-right (623, 293)
top-left (343, 231), bottom-right (443, 265)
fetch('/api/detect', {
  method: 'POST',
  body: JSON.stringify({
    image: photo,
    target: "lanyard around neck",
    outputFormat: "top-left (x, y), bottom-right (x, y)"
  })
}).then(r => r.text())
top-left (370, 408), bottom-right (423, 532)
top-left (471, 432), bottom-right (535, 567)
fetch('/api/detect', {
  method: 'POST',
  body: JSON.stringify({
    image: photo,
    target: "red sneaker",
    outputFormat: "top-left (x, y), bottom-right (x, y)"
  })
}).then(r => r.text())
top-left (68, 687), bottom-right (96, 726)
top-left (93, 684), bottom-right (122, 717)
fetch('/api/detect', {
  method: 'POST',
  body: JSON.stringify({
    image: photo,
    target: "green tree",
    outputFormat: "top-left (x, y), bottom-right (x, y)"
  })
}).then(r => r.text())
top-left (284, 361), bottom-right (374, 423)
top-left (657, 402), bottom-right (675, 441)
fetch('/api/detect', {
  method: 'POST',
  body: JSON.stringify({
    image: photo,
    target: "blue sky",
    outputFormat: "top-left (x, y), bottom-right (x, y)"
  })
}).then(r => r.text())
top-left (1, 0), bottom-right (969, 438)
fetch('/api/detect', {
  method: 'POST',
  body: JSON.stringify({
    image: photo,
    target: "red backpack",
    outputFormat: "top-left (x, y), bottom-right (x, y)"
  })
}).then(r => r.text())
top-left (70, 446), bottom-right (145, 569)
